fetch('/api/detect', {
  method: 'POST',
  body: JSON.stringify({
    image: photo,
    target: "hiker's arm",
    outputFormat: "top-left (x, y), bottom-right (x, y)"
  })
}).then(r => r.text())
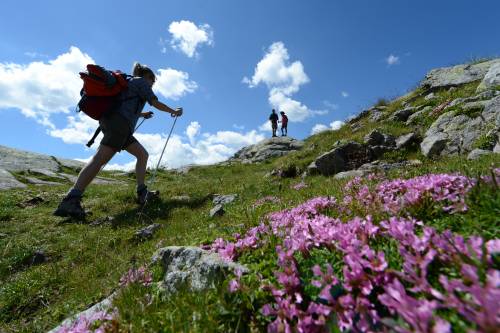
top-left (151, 100), bottom-right (183, 116)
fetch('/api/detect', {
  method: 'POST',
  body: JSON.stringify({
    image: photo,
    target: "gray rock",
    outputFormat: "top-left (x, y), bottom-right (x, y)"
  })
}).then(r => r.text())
top-left (212, 194), bottom-right (237, 206)
top-left (467, 149), bottom-right (492, 160)
top-left (406, 106), bottom-right (432, 125)
top-left (369, 110), bottom-right (384, 122)
top-left (0, 168), bottom-right (26, 190)
top-left (421, 59), bottom-right (500, 90)
top-left (0, 144), bottom-right (85, 173)
top-left (391, 107), bottom-right (415, 122)
top-left (364, 129), bottom-right (385, 146)
top-left (420, 133), bottom-right (448, 157)
top-left (28, 168), bottom-right (66, 179)
top-left (24, 177), bottom-right (62, 186)
top-left (59, 173), bottom-right (123, 185)
top-left (396, 132), bottom-right (420, 149)
top-left (333, 170), bottom-right (366, 179)
top-left (420, 95), bottom-right (500, 157)
top-left (477, 62), bottom-right (500, 92)
top-left (135, 224), bottom-right (161, 241)
top-left (210, 204), bottom-right (225, 217)
top-left (358, 160), bottom-right (415, 172)
top-left (311, 141), bottom-right (371, 176)
top-left (152, 246), bottom-right (249, 294)
top-left (424, 92), bottom-right (436, 101)
top-left (171, 195), bottom-right (191, 202)
top-left (494, 142), bottom-right (500, 153)
top-left (48, 292), bottom-right (117, 333)
top-left (230, 137), bottom-right (304, 164)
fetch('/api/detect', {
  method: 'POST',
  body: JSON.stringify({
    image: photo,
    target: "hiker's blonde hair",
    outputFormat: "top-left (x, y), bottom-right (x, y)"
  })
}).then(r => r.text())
top-left (132, 62), bottom-right (155, 80)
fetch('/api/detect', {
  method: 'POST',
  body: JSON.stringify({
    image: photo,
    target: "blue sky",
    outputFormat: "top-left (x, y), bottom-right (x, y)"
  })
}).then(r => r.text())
top-left (1, 0), bottom-right (499, 169)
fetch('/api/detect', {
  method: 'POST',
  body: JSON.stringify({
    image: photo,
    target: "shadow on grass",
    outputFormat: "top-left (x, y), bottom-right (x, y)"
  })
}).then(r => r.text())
top-left (110, 194), bottom-right (212, 228)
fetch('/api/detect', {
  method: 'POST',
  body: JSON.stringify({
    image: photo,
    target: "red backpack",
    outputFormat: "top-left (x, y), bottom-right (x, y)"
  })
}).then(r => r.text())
top-left (77, 64), bottom-right (129, 120)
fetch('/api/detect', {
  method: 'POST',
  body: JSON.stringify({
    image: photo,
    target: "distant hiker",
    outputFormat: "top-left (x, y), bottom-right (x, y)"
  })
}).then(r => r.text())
top-left (279, 111), bottom-right (288, 136)
top-left (54, 62), bottom-right (183, 218)
top-left (269, 109), bottom-right (279, 137)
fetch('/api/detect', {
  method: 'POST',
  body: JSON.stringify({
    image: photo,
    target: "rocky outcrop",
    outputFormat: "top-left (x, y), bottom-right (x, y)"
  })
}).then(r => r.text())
top-left (0, 145), bottom-right (125, 190)
top-left (421, 59), bottom-right (500, 90)
top-left (152, 246), bottom-right (248, 294)
top-left (231, 137), bottom-right (304, 163)
top-left (420, 95), bottom-right (500, 157)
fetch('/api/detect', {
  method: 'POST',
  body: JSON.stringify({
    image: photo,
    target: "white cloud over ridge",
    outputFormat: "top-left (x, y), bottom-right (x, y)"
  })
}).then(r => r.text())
top-left (311, 120), bottom-right (344, 135)
top-left (168, 20), bottom-right (214, 58)
top-left (244, 42), bottom-right (323, 122)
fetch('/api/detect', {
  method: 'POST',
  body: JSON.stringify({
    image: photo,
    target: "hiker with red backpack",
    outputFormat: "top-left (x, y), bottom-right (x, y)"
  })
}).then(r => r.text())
top-left (279, 111), bottom-right (288, 136)
top-left (54, 62), bottom-right (182, 218)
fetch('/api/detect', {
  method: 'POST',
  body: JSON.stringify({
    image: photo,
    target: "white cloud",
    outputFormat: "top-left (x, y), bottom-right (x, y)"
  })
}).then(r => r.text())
top-left (98, 122), bottom-right (265, 171)
top-left (168, 20), bottom-right (214, 58)
top-left (341, 91), bottom-right (349, 98)
top-left (310, 120), bottom-right (344, 135)
top-left (153, 68), bottom-right (197, 100)
top-left (258, 121), bottom-right (272, 132)
top-left (386, 54), bottom-right (400, 66)
top-left (186, 121), bottom-right (201, 144)
top-left (311, 124), bottom-right (329, 135)
top-left (0, 46), bottom-right (94, 128)
top-left (232, 124), bottom-right (245, 130)
top-left (244, 42), bottom-right (318, 123)
top-left (49, 113), bottom-right (100, 144)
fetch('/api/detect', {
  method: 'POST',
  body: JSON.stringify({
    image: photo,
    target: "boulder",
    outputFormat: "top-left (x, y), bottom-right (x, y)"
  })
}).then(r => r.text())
top-left (421, 59), bottom-right (500, 90)
top-left (364, 129), bottom-right (385, 146)
top-left (406, 106), bottom-right (432, 125)
top-left (421, 133), bottom-right (448, 157)
top-left (390, 107), bottom-right (415, 122)
top-left (230, 137), bottom-right (304, 164)
top-left (310, 141), bottom-right (371, 176)
top-left (477, 62), bottom-right (500, 92)
top-left (0, 168), bottom-right (26, 190)
top-left (396, 132), bottom-right (420, 149)
top-left (333, 170), bottom-right (366, 180)
top-left (420, 95), bottom-right (500, 157)
top-left (152, 246), bottom-right (248, 293)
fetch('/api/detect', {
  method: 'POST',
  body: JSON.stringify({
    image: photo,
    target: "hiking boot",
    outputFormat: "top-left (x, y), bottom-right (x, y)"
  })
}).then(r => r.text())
top-left (53, 196), bottom-right (85, 218)
top-left (137, 187), bottom-right (160, 205)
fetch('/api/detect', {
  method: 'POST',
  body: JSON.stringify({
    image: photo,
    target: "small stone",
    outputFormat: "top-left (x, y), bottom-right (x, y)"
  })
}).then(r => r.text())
top-left (210, 204), bottom-right (225, 217)
top-left (212, 194), bottom-right (237, 206)
top-left (32, 250), bottom-right (47, 265)
top-left (89, 216), bottom-right (114, 227)
top-left (467, 149), bottom-right (492, 160)
top-left (134, 224), bottom-right (161, 241)
top-left (424, 92), bottom-right (436, 101)
top-left (334, 170), bottom-right (366, 180)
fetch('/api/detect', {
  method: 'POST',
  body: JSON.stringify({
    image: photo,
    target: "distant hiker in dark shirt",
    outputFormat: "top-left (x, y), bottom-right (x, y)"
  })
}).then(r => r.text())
top-left (279, 111), bottom-right (288, 136)
top-left (53, 62), bottom-right (183, 219)
top-left (269, 109), bottom-right (279, 137)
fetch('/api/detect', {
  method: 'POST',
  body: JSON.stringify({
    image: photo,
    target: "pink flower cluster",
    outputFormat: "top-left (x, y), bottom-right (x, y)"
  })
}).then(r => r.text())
top-left (119, 266), bottom-right (153, 287)
top-left (210, 172), bottom-right (499, 332)
top-left (55, 310), bottom-right (116, 333)
top-left (292, 182), bottom-right (309, 190)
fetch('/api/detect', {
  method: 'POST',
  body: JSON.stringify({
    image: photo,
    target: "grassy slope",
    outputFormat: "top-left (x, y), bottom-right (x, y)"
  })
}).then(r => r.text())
top-left (1, 82), bottom-right (499, 332)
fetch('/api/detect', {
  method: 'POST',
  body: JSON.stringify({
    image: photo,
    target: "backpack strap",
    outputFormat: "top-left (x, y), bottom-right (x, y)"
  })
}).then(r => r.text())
top-left (86, 126), bottom-right (101, 147)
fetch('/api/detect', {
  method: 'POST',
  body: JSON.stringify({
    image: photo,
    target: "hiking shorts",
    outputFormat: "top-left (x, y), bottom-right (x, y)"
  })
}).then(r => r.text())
top-left (99, 112), bottom-right (138, 152)
top-left (271, 121), bottom-right (278, 129)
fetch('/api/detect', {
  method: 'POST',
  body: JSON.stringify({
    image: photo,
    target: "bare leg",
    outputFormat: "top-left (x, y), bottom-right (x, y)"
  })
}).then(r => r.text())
top-left (74, 144), bottom-right (116, 191)
top-left (125, 142), bottom-right (149, 187)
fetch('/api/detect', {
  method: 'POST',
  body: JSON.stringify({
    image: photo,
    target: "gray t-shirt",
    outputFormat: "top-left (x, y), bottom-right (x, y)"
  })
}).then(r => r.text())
top-left (117, 77), bottom-right (158, 131)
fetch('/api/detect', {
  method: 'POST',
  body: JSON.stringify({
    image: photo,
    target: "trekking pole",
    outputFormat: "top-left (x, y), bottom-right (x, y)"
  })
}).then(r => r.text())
top-left (134, 118), bottom-right (146, 132)
top-left (147, 114), bottom-right (179, 189)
